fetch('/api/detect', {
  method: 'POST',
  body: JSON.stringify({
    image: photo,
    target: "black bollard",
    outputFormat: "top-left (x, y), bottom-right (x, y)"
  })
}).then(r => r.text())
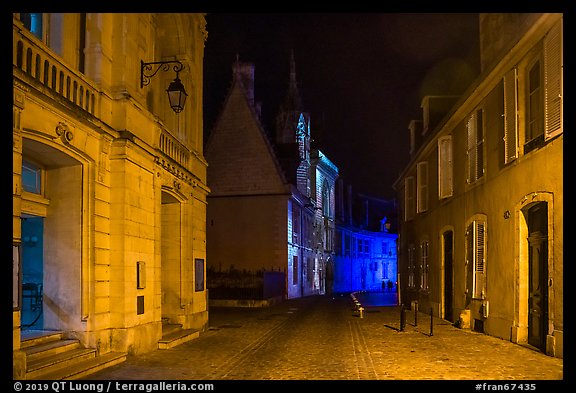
top-left (414, 301), bottom-right (418, 326)
top-left (430, 307), bottom-right (434, 336)
top-left (400, 304), bottom-right (406, 331)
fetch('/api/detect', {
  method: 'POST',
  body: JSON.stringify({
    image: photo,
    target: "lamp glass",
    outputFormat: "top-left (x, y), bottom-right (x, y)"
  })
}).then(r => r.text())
top-left (166, 77), bottom-right (188, 113)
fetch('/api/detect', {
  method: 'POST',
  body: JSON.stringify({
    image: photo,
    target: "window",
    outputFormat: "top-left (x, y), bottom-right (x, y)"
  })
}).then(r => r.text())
top-left (525, 59), bottom-right (543, 153)
top-left (292, 255), bottom-right (299, 285)
top-left (292, 203), bottom-right (300, 244)
top-left (503, 69), bottom-right (518, 164)
top-left (22, 160), bottom-right (42, 194)
top-left (382, 262), bottom-right (388, 279)
top-left (544, 19), bottom-right (562, 141)
top-left (466, 220), bottom-right (486, 299)
top-left (438, 136), bottom-right (453, 198)
top-left (466, 109), bottom-right (484, 184)
top-left (382, 241), bottom-right (388, 255)
top-left (420, 241), bottom-right (429, 291)
top-left (404, 176), bottom-right (415, 221)
top-left (20, 13), bottom-right (44, 40)
top-left (407, 244), bottom-right (415, 288)
top-left (322, 181), bottom-right (331, 217)
top-left (417, 161), bottom-right (428, 212)
top-left (195, 259), bottom-right (204, 292)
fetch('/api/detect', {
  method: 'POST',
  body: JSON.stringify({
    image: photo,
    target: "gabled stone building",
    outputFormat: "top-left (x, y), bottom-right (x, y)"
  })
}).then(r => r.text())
top-left (393, 13), bottom-right (563, 358)
top-left (13, 13), bottom-right (209, 378)
top-left (205, 54), bottom-right (338, 300)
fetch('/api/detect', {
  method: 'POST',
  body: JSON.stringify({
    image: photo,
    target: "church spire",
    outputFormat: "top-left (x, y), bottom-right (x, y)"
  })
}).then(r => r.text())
top-left (283, 49), bottom-right (302, 112)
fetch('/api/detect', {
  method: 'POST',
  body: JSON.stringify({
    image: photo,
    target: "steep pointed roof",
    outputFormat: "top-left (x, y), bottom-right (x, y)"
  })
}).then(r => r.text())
top-left (205, 58), bottom-right (290, 195)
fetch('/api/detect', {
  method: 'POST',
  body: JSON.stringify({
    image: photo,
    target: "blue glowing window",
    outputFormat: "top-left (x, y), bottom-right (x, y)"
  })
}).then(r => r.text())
top-left (21, 13), bottom-right (43, 40)
top-left (22, 160), bottom-right (42, 194)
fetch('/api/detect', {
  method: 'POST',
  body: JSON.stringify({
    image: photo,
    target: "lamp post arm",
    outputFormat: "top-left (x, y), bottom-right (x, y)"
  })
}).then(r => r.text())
top-left (140, 60), bottom-right (184, 88)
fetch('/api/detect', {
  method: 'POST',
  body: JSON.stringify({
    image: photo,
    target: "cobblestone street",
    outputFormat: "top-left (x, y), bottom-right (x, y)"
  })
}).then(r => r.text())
top-left (87, 294), bottom-right (564, 384)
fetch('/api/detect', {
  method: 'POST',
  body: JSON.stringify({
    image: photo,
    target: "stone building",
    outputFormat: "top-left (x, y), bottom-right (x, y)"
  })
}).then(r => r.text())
top-left (333, 180), bottom-right (398, 293)
top-left (205, 54), bottom-right (338, 300)
top-left (12, 13), bottom-right (210, 378)
top-left (393, 13), bottom-right (563, 358)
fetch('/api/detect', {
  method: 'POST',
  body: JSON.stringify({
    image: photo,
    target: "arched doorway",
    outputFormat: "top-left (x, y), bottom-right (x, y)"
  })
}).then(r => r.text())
top-left (524, 202), bottom-right (548, 351)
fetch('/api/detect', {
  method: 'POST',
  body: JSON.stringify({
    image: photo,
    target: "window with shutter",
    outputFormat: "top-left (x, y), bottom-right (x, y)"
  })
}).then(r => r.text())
top-left (417, 161), bottom-right (428, 213)
top-left (544, 18), bottom-right (562, 140)
top-left (466, 220), bottom-right (487, 299)
top-left (421, 240), bottom-right (429, 291)
top-left (404, 176), bottom-right (415, 221)
top-left (503, 68), bottom-right (518, 164)
top-left (474, 221), bottom-right (486, 299)
top-left (408, 244), bottom-right (415, 288)
top-left (438, 136), bottom-right (453, 199)
top-left (466, 109), bottom-right (484, 183)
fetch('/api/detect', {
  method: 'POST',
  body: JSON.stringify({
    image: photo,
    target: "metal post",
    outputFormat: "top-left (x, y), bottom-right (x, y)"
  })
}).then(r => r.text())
top-left (430, 307), bottom-right (434, 336)
top-left (400, 304), bottom-right (406, 331)
top-left (414, 301), bottom-right (418, 326)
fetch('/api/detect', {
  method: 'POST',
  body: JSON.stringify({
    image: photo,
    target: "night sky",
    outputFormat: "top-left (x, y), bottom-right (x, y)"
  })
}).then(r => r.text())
top-left (202, 13), bottom-right (481, 199)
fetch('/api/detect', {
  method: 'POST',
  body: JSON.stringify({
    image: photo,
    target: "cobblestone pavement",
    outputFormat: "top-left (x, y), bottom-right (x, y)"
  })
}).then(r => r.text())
top-left (86, 294), bottom-right (564, 384)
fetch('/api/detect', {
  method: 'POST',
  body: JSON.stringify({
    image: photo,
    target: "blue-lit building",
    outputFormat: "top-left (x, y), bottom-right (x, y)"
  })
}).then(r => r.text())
top-left (333, 180), bottom-right (398, 294)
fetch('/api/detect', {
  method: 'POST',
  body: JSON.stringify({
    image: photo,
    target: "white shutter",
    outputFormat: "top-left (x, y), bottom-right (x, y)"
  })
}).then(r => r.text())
top-left (404, 176), bottom-right (415, 221)
top-left (466, 112), bottom-right (477, 183)
top-left (544, 18), bottom-right (562, 140)
top-left (503, 68), bottom-right (518, 163)
top-left (474, 221), bottom-right (486, 299)
top-left (438, 136), bottom-right (453, 198)
top-left (417, 161), bottom-right (428, 212)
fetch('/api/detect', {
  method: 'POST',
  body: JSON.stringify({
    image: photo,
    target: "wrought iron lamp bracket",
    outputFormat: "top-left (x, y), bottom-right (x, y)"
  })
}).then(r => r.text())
top-left (140, 60), bottom-right (184, 88)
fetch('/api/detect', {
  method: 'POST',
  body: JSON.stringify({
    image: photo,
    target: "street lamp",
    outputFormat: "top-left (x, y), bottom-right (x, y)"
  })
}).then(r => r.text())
top-left (140, 60), bottom-right (188, 113)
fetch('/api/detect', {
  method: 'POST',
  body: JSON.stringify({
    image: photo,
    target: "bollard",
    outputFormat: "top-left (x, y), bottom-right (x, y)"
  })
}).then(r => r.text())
top-left (430, 307), bottom-right (434, 336)
top-left (414, 301), bottom-right (418, 326)
top-left (359, 307), bottom-right (364, 319)
top-left (400, 304), bottom-right (406, 331)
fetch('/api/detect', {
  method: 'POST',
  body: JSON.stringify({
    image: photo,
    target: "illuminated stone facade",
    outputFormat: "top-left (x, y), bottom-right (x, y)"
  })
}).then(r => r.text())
top-left (206, 57), bottom-right (338, 299)
top-left (333, 183), bottom-right (398, 293)
top-left (13, 13), bottom-right (209, 378)
top-left (394, 13), bottom-right (563, 358)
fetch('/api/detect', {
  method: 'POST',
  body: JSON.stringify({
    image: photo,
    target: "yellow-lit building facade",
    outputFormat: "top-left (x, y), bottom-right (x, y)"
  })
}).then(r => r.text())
top-left (394, 13), bottom-right (562, 358)
top-left (13, 13), bottom-right (209, 378)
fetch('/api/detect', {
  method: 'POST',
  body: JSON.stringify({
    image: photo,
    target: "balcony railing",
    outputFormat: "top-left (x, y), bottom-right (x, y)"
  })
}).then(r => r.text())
top-left (159, 130), bottom-right (190, 169)
top-left (13, 25), bottom-right (99, 117)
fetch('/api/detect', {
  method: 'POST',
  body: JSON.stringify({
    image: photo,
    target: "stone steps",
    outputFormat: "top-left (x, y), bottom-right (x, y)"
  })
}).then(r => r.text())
top-left (20, 330), bottom-right (126, 380)
top-left (158, 320), bottom-right (200, 349)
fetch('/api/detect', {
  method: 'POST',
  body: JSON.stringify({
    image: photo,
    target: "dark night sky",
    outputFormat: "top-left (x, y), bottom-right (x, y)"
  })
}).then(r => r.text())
top-left (202, 13), bottom-right (481, 199)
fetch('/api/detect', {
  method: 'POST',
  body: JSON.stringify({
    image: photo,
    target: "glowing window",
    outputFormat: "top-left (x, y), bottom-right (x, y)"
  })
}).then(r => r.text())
top-left (22, 160), bottom-right (42, 194)
top-left (20, 13), bottom-right (43, 40)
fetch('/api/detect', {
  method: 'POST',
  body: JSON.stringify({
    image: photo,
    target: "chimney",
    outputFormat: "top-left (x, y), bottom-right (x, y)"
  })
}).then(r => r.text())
top-left (233, 59), bottom-right (255, 104)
